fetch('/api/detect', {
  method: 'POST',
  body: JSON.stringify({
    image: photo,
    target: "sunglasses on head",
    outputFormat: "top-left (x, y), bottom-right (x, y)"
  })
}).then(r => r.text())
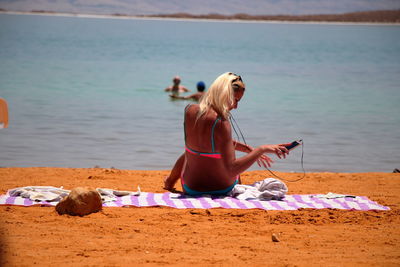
top-left (228, 72), bottom-right (243, 83)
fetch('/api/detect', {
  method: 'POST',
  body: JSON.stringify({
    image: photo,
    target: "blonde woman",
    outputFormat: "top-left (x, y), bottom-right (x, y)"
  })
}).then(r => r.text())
top-left (164, 72), bottom-right (289, 195)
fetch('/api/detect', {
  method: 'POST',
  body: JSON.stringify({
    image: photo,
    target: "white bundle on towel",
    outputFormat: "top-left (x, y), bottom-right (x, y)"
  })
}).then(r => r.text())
top-left (228, 178), bottom-right (288, 200)
top-left (96, 187), bottom-right (141, 202)
top-left (8, 186), bottom-right (70, 202)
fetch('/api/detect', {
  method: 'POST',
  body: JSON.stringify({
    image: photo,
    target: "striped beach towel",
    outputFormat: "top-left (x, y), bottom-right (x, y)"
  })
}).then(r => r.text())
top-left (0, 191), bottom-right (389, 211)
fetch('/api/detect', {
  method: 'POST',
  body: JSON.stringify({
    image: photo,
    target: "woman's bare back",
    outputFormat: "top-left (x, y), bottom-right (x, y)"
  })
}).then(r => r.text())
top-left (183, 104), bottom-right (236, 191)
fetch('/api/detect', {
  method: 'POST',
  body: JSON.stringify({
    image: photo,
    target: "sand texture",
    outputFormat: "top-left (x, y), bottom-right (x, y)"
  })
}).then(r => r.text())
top-left (1, 167), bottom-right (399, 266)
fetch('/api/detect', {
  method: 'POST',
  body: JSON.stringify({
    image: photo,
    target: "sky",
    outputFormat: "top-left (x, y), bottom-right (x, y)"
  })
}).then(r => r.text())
top-left (0, 0), bottom-right (399, 15)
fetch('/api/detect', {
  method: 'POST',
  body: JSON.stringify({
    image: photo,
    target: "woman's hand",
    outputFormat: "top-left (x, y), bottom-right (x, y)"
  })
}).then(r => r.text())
top-left (163, 176), bottom-right (176, 191)
top-left (246, 145), bottom-right (274, 167)
top-left (261, 144), bottom-right (289, 159)
top-left (257, 154), bottom-right (274, 168)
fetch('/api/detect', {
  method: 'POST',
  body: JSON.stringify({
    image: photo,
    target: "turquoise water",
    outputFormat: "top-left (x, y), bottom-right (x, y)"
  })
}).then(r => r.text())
top-left (0, 13), bottom-right (399, 172)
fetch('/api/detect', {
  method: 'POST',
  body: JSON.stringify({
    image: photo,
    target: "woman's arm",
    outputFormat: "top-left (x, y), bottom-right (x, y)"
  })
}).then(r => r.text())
top-left (233, 140), bottom-right (275, 168)
top-left (219, 121), bottom-right (288, 178)
top-left (232, 140), bottom-right (251, 153)
top-left (164, 153), bottom-right (185, 191)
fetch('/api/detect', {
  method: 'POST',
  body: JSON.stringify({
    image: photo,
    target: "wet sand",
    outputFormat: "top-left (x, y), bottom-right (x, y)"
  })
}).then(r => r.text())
top-left (1, 167), bottom-right (399, 266)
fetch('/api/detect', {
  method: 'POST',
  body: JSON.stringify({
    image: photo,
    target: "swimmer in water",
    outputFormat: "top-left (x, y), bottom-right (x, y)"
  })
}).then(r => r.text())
top-left (170, 81), bottom-right (206, 102)
top-left (165, 76), bottom-right (190, 96)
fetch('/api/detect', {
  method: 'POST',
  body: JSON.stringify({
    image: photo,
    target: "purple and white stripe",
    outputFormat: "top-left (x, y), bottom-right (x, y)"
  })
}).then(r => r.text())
top-left (0, 193), bottom-right (390, 211)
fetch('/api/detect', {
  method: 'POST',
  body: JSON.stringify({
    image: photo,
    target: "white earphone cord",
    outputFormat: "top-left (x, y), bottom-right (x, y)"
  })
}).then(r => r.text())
top-left (229, 114), bottom-right (306, 183)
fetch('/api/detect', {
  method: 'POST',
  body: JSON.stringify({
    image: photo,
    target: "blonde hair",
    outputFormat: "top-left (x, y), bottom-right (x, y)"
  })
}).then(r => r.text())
top-left (198, 72), bottom-right (245, 120)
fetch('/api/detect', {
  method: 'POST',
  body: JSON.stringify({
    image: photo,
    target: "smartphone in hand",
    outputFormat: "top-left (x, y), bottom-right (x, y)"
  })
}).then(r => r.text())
top-left (285, 140), bottom-right (303, 151)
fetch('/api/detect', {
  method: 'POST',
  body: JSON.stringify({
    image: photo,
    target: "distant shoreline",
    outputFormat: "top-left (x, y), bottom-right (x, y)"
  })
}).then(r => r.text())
top-left (1, 9), bottom-right (400, 26)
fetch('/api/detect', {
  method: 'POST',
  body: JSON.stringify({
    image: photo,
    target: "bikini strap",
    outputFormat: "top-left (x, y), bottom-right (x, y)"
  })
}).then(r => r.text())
top-left (184, 103), bottom-right (192, 113)
top-left (184, 104), bottom-right (220, 153)
top-left (211, 117), bottom-right (221, 152)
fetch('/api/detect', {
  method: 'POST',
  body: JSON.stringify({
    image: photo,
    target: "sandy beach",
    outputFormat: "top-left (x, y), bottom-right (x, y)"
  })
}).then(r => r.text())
top-left (0, 167), bottom-right (399, 266)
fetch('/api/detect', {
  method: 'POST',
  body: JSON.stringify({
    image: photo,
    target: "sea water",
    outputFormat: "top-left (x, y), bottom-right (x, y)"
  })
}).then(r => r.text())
top-left (0, 13), bottom-right (399, 172)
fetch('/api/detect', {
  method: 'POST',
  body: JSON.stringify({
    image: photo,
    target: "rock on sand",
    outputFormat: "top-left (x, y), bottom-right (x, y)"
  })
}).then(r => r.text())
top-left (55, 187), bottom-right (102, 216)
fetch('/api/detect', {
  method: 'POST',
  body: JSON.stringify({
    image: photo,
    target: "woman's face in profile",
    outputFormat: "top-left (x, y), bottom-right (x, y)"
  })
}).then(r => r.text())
top-left (230, 86), bottom-right (245, 110)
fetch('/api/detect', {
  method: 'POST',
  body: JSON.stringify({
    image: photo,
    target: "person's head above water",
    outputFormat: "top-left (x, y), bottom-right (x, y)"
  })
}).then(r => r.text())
top-left (199, 72), bottom-right (245, 119)
top-left (196, 81), bottom-right (206, 92)
top-left (173, 76), bottom-right (181, 85)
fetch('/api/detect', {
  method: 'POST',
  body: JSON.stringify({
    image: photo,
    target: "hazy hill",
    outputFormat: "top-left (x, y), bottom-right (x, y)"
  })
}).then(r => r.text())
top-left (146, 10), bottom-right (400, 23)
top-left (0, 0), bottom-right (399, 16)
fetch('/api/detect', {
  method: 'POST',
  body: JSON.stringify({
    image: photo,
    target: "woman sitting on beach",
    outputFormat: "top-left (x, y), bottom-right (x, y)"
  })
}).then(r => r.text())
top-left (164, 72), bottom-right (289, 195)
